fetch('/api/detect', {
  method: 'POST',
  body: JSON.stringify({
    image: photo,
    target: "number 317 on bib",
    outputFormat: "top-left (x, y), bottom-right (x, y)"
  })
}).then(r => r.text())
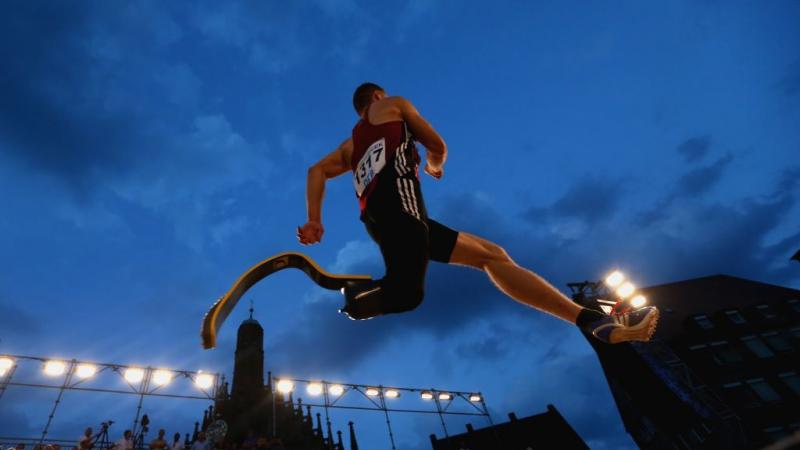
top-left (353, 138), bottom-right (387, 197)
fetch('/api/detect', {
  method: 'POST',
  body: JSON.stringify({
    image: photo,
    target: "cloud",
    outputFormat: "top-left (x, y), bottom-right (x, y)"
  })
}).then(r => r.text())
top-left (675, 154), bottom-right (733, 197)
top-left (676, 136), bottom-right (711, 163)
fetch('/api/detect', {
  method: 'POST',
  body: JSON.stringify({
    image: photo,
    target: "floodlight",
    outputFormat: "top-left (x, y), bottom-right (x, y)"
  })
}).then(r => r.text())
top-left (44, 360), bottom-right (66, 377)
top-left (605, 271), bottom-right (625, 288)
top-left (276, 379), bottom-right (294, 394)
top-left (329, 384), bottom-right (344, 396)
top-left (616, 282), bottom-right (636, 299)
top-left (195, 372), bottom-right (214, 389)
top-left (152, 370), bottom-right (173, 386)
top-left (306, 382), bottom-right (323, 396)
top-left (0, 357), bottom-right (13, 371)
top-left (384, 389), bottom-right (400, 398)
top-left (365, 388), bottom-right (380, 397)
top-left (75, 364), bottom-right (97, 379)
top-left (421, 391), bottom-right (434, 400)
top-left (469, 394), bottom-right (482, 402)
top-left (630, 295), bottom-right (647, 308)
top-left (438, 393), bottom-right (452, 401)
top-left (124, 367), bottom-right (145, 383)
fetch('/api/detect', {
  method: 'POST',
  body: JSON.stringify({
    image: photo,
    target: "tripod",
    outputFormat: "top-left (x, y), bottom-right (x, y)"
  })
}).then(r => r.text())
top-left (91, 422), bottom-right (112, 450)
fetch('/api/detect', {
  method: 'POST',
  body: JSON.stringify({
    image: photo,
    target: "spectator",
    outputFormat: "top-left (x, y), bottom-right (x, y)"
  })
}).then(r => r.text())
top-left (190, 433), bottom-right (208, 450)
top-left (78, 428), bottom-right (93, 450)
top-left (169, 433), bottom-right (183, 450)
top-left (112, 431), bottom-right (133, 450)
top-left (149, 430), bottom-right (167, 450)
top-left (15, 445), bottom-right (25, 450)
top-left (240, 431), bottom-right (256, 450)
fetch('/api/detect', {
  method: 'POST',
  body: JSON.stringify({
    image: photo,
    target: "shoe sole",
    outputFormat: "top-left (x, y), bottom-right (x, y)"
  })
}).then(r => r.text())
top-left (609, 308), bottom-right (660, 344)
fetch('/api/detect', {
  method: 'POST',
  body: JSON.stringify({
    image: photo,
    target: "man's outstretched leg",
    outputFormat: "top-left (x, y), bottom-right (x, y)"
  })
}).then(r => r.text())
top-left (448, 232), bottom-right (658, 344)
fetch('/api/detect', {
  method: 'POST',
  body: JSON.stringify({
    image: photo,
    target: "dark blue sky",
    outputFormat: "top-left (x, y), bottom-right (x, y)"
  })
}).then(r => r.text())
top-left (1, 1), bottom-right (798, 448)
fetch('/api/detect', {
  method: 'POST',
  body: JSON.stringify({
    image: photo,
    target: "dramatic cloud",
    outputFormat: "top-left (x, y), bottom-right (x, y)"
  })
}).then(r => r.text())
top-left (676, 136), bottom-right (712, 163)
top-left (675, 154), bottom-right (734, 197)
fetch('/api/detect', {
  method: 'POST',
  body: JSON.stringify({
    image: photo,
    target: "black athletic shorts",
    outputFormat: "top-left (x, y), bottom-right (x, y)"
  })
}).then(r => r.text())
top-left (359, 175), bottom-right (459, 314)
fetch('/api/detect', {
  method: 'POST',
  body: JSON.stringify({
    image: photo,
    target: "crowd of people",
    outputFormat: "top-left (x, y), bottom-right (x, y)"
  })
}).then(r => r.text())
top-left (5, 429), bottom-right (287, 450)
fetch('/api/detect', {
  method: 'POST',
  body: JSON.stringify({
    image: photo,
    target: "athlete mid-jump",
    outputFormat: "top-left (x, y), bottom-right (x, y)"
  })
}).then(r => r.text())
top-left (298, 83), bottom-right (658, 343)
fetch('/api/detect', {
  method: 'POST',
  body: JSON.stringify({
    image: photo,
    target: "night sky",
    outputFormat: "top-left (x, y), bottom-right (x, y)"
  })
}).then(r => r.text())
top-left (1, 1), bottom-right (799, 448)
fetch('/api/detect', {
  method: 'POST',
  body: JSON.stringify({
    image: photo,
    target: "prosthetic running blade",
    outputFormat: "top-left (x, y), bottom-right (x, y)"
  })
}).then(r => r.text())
top-left (201, 252), bottom-right (372, 349)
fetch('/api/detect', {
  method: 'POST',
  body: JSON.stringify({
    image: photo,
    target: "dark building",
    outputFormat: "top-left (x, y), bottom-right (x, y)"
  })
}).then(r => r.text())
top-left (429, 405), bottom-right (589, 450)
top-left (199, 310), bottom-right (357, 449)
top-left (570, 274), bottom-right (800, 449)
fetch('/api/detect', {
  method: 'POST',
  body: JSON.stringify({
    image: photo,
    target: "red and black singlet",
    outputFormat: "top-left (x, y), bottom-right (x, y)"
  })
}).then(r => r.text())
top-left (351, 108), bottom-right (421, 216)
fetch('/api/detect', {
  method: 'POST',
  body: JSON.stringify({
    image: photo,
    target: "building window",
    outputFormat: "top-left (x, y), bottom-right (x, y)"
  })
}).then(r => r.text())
top-left (762, 332), bottom-right (793, 353)
top-left (694, 315), bottom-right (714, 330)
top-left (725, 310), bottom-right (746, 324)
top-left (741, 335), bottom-right (775, 358)
top-left (763, 426), bottom-right (790, 443)
top-left (779, 372), bottom-right (800, 396)
top-left (723, 382), bottom-right (761, 409)
top-left (710, 341), bottom-right (743, 365)
top-left (746, 378), bottom-right (781, 403)
top-left (755, 304), bottom-right (776, 319)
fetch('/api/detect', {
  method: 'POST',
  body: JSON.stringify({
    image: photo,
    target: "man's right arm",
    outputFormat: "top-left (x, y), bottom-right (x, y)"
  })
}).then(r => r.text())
top-left (298, 138), bottom-right (352, 245)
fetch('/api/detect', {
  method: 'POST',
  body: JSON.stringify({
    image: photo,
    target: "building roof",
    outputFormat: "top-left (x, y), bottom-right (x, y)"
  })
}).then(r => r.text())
top-left (639, 274), bottom-right (800, 340)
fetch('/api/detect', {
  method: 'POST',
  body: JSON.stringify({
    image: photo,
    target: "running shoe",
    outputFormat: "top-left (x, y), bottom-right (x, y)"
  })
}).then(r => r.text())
top-left (587, 306), bottom-right (659, 344)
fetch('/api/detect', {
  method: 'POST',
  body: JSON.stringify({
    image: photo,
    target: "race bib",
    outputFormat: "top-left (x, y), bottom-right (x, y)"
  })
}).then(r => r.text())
top-left (353, 138), bottom-right (387, 197)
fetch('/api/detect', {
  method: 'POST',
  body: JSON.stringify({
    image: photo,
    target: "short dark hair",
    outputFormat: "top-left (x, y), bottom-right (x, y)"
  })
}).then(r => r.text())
top-left (353, 82), bottom-right (384, 113)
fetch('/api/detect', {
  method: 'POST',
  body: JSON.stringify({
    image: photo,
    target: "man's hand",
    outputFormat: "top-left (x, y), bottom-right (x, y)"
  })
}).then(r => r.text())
top-left (424, 157), bottom-right (444, 179)
top-left (297, 221), bottom-right (324, 245)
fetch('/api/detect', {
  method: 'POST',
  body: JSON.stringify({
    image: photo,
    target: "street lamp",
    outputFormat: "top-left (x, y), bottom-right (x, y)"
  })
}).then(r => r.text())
top-left (0, 357), bottom-right (14, 376)
top-left (75, 364), bottom-right (97, 379)
top-left (384, 389), bottom-right (400, 399)
top-left (124, 368), bottom-right (145, 383)
top-left (276, 379), bottom-right (294, 394)
top-left (328, 384), bottom-right (344, 396)
top-left (152, 370), bottom-right (173, 386)
top-left (195, 372), bottom-right (214, 389)
top-left (306, 382), bottom-right (323, 396)
top-left (605, 271), bottom-right (625, 287)
top-left (44, 360), bottom-right (66, 377)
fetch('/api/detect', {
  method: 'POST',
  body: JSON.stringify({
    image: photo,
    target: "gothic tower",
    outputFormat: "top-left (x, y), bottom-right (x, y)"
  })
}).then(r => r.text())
top-left (231, 306), bottom-right (265, 405)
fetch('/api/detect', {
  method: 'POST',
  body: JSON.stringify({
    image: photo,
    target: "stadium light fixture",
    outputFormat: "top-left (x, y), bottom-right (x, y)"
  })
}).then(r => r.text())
top-left (195, 372), bottom-right (214, 389)
top-left (384, 389), bottom-right (400, 399)
top-left (276, 379), bottom-right (294, 394)
top-left (44, 360), bottom-right (67, 377)
top-left (469, 394), bottom-right (482, 402)
top-left (438, 393), bottom-right (452, 401)
top-left (152, 369), bottom-right (173, 386)
top-left (605, 271), bottom-right (625, 288)
top-left (75, 364), bottom-right (97, 379)
top-left (630, 295), bottom-right (647, 308)
top-left (329, 384), bottom-right (344, 396)
top-left (365, 388), bottom-right (380, 397)
top-left (616, 282), bottom-right (636, 299)
top-left (306, 382), bottom-right (323, 396)
top-left (421, 391), bottom-right (434, 400)
top-left (124, 367), bottom-right (145, 383)
top-left (0, 357), bottom-right (14, 376)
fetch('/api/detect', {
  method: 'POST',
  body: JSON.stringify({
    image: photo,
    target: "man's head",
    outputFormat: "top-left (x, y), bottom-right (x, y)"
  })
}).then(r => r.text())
top-left (124, 431), bottom-right (132, 439)
top-left (158, 430), bottom-right (165, 438)
top-left (173, 432), bottom-right (181, 441)
top-left (352, 82), bottom-right (385, 115)
top-left (84, 428), bottom-right (92, 437)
